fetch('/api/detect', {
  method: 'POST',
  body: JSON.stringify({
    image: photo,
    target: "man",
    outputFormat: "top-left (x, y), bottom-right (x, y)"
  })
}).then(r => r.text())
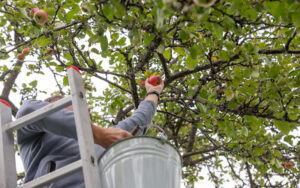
top-left (16, 79), bottom-right (164, 187)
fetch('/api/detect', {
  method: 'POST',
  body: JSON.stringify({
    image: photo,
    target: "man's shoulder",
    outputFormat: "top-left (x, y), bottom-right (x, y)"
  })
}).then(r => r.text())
top-left (16, 99), bottom-right (46, 118)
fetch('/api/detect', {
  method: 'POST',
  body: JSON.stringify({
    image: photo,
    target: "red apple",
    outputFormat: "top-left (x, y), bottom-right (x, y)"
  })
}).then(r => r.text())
top-left (29, 8), bottom-right (39, 17)
top-left (22, 47), bottom-right (30, 56)
top-left (17, 53), bottom-right (25, 61)
top-left (284, 161), bottom-right (293, 169)
top-left (47, 48), bottom-right (56, 55)
top-left (148, 75), bottom-right (162, 86)
top-left (34, 10), bottom-right (48, 25)
top-left (139, 79), bottom-right (145, 88)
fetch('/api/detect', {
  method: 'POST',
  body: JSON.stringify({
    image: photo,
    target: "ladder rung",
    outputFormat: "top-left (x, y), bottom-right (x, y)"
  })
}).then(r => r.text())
top-left (4, 96), bottom-right (72, 132)
top-left (18, 159), bottom-right (82, 188)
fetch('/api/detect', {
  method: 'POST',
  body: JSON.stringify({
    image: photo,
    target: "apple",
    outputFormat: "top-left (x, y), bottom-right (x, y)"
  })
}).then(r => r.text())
top-left (139, 79), bottom-right (146, 88)
top-left (29, 8), bottom-right (39, 17)
top-left (22, 47), bottom-right (30, 56)
top-left (34, 10), bottom-right (48, 25)
top-left (17, 53), bottom-right (25, 61)
top-left (284, 161), bottom-right (293, 169)
top-left (47, 48), bottom-right (56, 55)
top-left (148, 75), bottom-right (162, 86)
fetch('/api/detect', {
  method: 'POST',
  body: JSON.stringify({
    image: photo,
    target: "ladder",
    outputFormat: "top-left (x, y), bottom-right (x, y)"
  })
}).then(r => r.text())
top-left (0, 66), bottom-right (102, 188)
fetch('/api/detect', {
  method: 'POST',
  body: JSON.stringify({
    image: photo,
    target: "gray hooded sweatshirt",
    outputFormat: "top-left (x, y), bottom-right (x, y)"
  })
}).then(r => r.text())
top-left (16, 99), bottom-right (156, 187)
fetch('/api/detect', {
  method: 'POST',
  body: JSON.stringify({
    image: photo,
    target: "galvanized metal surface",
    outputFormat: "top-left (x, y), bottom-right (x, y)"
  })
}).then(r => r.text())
top-left (98, 136), bottom-right (182, 188)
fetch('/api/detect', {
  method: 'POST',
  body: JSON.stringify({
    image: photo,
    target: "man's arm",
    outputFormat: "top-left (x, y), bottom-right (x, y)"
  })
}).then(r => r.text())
top-left (92, 78), bottom-right (164, 148)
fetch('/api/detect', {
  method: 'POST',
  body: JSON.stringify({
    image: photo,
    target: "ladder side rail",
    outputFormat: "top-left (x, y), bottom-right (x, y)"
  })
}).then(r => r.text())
top-left (19, 159), bottom-right (82, 188)
top-left (67, 68), bottom-right (102, 188)
top-left (4, 96), bottom-right (72, 133)
top-left (0, 103), bottom-right (17, 188)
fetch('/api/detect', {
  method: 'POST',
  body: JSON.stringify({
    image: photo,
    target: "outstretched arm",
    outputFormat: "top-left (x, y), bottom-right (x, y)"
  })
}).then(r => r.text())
top-left (92, 78), bottom-right (164, 148)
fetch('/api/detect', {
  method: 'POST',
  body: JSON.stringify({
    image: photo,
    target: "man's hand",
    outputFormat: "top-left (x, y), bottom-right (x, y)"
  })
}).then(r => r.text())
top-left (144, 78), bottom-right (164, 104)
top-left (145, 78), bottom-right (164, 94)
top-left (92, 125), bottom-right (132, 148)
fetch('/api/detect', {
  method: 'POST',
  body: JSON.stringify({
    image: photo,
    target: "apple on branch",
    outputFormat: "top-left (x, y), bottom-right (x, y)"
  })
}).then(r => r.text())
top-left (148, 75), bottom-right (162, 86)
top-left (34, 10), bottom-right (48, 25)
top-left (29, 8), bottom-right (39, 17)
top-left (17, 53), bottom-right (25, 61)
top-left (46, 48), bottom-right (56, 55)
top-left (22, 47), bottom-right (30, 56)
top-left (284, 161), bottom-right (294, 169)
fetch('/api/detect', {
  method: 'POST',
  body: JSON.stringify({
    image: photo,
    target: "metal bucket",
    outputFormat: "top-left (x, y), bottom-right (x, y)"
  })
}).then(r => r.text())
top-left (98, 136), bottom-right (182, 188)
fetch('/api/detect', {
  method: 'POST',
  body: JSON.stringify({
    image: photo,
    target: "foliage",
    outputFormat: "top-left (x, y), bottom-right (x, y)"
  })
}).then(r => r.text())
top-left (1, 0), bottom-right (300, 187)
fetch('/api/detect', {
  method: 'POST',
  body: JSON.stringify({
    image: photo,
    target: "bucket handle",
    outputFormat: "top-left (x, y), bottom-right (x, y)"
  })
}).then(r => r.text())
top-left (150, 123), bottom-right (168, 140)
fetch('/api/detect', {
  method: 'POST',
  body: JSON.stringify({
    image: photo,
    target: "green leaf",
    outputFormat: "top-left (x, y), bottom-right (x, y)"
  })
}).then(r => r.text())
top-left (274, 120), bottom-right (291, 134)
top-left (263, 1), bottom-right (282, 20)
top-left (225, 90), bottom-right (234, 101)
top-left (284, 135), bottom-right (294, 145)
top-left (291, 12), bottom-right (300, 27)
top-left (196, 103), bottom-right (207, 113)
top-left (66, 6), bottom-right (80, 22)
top-left (254, 148), bottom-right (264, 156)
top-left (29, 80), bottom-right (37, 87)
top-left (64, 52), bottom-right (73, 61)
top-left (35, 36), bottom-right (52, 47)
top-left (219, 50), bottom-right (230, 61)
top-left (103, 4), bottom-right (114, 21)
top-left (91, 48), bottom-right (100, 54)
top-left (63, 76), bottom-right (69, 86)
top-left (175, 47), bottom-right (186, 56)
top-left (186, 55), bottom-right (198, 70)
top-left (190, 46), bottom-right (200, 59)
top-left (144, 33), bottom-right (155, 46)
top-left (179, 30), bottom-right (189, 41)
top-left (163, 48), bottom-right (171, 60)
top-left (118, 37), bottom-right (126, 46)
top-left (100, 36), bottom-right (108, 52)
top-left (112, 0), bottom-right (126, 18)
top-left (269, 65), bottom-right (280, 78)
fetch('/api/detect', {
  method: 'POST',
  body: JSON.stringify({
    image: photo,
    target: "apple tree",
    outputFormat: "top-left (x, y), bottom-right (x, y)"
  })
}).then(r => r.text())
top-left (0, 0), bottom-right (300, 187)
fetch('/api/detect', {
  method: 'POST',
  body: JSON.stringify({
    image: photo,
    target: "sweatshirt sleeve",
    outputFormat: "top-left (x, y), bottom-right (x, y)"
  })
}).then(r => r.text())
top-left (113, 100), bottom-right (157, 136)
top-left (16, 100), bottom-right (77, 144)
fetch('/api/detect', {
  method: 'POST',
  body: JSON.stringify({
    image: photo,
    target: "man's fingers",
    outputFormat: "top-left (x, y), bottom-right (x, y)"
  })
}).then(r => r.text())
top-left (122, 130), bottom-right (132, 138)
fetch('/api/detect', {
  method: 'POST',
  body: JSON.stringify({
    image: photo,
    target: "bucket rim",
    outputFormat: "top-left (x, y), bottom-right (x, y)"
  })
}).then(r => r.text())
top-left (97, 136), bottom-right (182, 164)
